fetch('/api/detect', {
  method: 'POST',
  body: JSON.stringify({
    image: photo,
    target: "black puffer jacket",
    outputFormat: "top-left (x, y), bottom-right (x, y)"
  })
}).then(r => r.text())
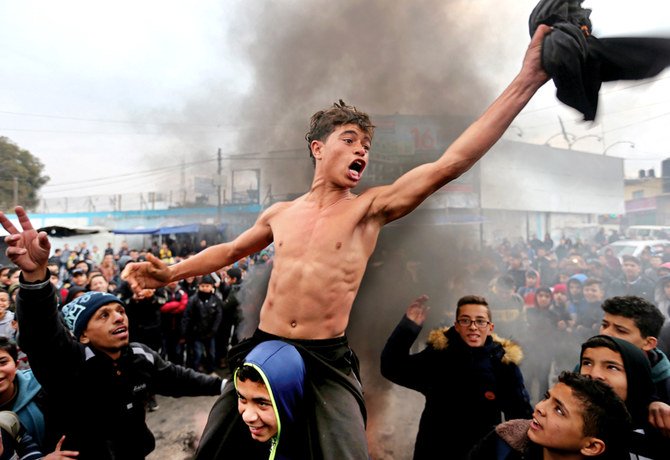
top-left (381, 316), bottom-right (532, 460)
top-left (182, 292), bottom-right (223, 339)
top-left (16, 277), bottom-right (223, 460)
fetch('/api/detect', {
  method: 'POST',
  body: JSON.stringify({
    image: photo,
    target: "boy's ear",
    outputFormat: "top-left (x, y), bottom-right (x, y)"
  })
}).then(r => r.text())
top-left (580, 437), bottom-right (605, 457)
top-left (310, 140), bottom-right (324, 160)
top-left (79, 331), bottom-right (90, 345)
top-left (642, 335), bottom-right (657, 352)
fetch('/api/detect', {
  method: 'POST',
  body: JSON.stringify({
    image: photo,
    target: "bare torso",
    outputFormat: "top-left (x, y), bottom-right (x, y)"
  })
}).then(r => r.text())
top-left (258, 192), bottom-right (382, 339)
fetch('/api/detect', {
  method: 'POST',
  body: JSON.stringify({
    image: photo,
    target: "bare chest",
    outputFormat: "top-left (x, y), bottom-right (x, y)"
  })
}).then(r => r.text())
top-left (271, 200), bottom-right (373, 257)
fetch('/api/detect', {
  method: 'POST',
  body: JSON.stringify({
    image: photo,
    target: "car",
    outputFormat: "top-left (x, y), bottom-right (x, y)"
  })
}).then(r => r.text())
top-left (597, 239), bottom-right (670, 261)
top-left (625, 225), bottom-right (670, 240)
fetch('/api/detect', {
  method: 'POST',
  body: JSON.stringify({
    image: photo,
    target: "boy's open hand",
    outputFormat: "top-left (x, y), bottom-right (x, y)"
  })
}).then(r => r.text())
top-left (0, 206), bottom-right (50, 280)
top-left (405, 295), bottom-right (430, 326)
top-left (122, 252), bottom-right (172, 293)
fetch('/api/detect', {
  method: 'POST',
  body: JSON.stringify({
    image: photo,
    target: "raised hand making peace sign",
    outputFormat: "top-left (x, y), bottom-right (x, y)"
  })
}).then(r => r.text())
top-left (0, 206), bottom-right (50, 282)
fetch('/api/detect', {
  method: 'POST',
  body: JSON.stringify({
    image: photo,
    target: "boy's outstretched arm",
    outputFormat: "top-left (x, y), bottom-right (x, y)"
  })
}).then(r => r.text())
top-left (123, 203), bottom-right (278, 292)
top-left (0, 206), bottom-right (50, 281)
top-left (369, 25), bottom-right (551, 224)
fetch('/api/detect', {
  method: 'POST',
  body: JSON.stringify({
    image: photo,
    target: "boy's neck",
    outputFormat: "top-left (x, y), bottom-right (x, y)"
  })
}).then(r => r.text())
top-left (0, 382), bottom-right (16, 406)
top-left (543, 448), bottom-right (586, 460)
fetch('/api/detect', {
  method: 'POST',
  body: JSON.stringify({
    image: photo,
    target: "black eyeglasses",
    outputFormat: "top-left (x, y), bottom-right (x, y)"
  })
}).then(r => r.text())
top-left (456, 318), bottom-right (490, 328)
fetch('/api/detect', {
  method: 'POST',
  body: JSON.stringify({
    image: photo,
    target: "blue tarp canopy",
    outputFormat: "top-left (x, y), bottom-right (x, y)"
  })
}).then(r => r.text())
top-left (112, 223), bottom-right (225, 235)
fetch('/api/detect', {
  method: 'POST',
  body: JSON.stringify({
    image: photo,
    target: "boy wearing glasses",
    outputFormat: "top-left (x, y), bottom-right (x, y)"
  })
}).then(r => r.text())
top-left (381, 295), bottom-right (532, 460)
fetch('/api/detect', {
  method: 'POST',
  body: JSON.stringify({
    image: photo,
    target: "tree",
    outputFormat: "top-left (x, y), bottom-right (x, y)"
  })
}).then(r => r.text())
top-left (0, 137), bottom-right (49, 210)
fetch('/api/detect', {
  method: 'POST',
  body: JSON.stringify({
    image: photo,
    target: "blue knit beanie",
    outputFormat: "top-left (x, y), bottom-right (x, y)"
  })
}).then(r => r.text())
top-left (61, 292), bottom-right (125, 339)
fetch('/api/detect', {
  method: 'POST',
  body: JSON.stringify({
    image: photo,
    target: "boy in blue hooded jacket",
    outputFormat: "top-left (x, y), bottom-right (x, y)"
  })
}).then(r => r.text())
top-left (235, 340), bottom-right (307, 460)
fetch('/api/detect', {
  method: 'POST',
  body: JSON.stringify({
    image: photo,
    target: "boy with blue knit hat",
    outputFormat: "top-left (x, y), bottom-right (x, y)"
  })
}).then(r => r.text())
top-left (60, 291), bottom-right (126, 340)
top-left (0, 207), bottom-right (225, 460)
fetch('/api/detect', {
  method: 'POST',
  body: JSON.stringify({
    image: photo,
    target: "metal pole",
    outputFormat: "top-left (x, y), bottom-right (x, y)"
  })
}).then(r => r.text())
top-left (13, 177), bottom-right (18, 207)
top-left (217, 148), bottom-right (222, 223)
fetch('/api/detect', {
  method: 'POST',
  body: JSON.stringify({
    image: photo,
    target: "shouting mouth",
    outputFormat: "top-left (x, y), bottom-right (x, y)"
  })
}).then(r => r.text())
top-left (348, 159), bottom-right (366, 181)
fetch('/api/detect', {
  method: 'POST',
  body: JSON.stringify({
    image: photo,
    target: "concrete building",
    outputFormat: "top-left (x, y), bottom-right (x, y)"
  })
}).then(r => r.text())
top-left (624, 160), bottom-right (670, 226)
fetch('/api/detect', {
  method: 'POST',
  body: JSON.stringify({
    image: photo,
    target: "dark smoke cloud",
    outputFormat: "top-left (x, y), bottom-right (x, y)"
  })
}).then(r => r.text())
top-left (147, 0), bottom-right (531, 159)
top-left (224, 0), bottom-right (516, 152)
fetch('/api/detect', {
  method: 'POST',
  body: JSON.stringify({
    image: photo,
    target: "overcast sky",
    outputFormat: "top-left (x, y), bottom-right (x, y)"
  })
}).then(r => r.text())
top-left (1, 0), bottom-right (669, 201)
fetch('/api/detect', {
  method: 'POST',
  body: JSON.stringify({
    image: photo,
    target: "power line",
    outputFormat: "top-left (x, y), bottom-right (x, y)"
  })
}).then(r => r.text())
top-left (601, 111), bottom-right (670, 133)
top-left (39, 151), bottom-right (304, 191)
top-left (0, 127), bottom-right (238, 136)
top-left (0, 127), bottom-right (176, 136)
top-left (0, 110), bottom-right (238, 128)
top-left (517, 73), bottom-right (670, 117)
top-left (519, 99), bottom-right (670, 132)
top-left (41, 158), bottom-right (218, 189)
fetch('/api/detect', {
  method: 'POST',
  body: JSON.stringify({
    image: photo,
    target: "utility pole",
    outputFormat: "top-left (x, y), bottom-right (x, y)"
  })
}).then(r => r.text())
top-left (180, 158), bottom-right (186, 205)
top-left (558, 116), bottom-right (571, 148)
top-left (217, 148), bottom-right (222, 224)
top-left (13, 177), bottom-right (18, 207)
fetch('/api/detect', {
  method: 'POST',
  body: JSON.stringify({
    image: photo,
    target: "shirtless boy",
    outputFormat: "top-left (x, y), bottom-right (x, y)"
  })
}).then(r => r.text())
top-left (118, 25), bottom-right (548, 459)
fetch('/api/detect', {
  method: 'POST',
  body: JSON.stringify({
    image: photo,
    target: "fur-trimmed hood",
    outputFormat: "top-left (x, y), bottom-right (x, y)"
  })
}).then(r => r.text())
top-left (426, 326), bottom-right (524, 365)
top-left (495, 419), bottom-right (531, 453)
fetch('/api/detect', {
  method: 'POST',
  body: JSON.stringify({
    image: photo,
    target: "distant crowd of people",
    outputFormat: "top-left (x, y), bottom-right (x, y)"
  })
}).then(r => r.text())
top-left (446, 230), bottom-right (670, 354)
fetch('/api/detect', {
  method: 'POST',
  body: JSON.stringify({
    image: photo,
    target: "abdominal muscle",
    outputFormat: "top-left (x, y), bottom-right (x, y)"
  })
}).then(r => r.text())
top-left (257, 253), bottom-right (366, 340)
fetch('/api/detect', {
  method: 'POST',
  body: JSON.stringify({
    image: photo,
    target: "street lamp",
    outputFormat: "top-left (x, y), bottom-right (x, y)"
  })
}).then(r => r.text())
top-left (603, 141), bottom-right (635, 156)
top-left (571, 134), bottom-right (603, 149)
top-left (544, 133), bottom-right (602, 150)
top-left (544, 132), bottom-right (575, 147)
top-left (509, 125), bottom-right (523, 138)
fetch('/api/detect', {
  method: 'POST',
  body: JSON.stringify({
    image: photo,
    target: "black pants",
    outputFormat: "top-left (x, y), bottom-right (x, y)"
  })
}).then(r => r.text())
top-left (194, 329), bottom-right (369, 460)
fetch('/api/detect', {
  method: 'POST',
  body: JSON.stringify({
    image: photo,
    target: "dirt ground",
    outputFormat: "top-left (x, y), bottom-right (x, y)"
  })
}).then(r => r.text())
top-left (146, 392), bottom-right (221, 460)
top-left (146, 368), bottom-right (424, 460)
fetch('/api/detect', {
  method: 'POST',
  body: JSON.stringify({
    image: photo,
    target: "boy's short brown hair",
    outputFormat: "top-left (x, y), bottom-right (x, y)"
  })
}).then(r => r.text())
top-left (305, 100), bottom-right (375, 166)
top-left (0, 337), bottom-right (18, 363)
top-left (601, 296), bottom-right (664, 338)
top-left (583, 278), bottom-right (603, 288)
top-left (455, 295), bottom-right (491, 321)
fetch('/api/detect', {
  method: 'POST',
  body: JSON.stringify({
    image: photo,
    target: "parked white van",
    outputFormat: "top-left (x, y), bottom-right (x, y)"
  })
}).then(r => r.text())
top-left (625, 225), bottom-right (670, 240)
top-left (598, 239), bottom-right (670, 261)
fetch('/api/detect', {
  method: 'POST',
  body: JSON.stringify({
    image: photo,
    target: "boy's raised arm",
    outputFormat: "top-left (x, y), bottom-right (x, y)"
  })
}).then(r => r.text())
top-left (369, 25), bottom-right (551, 224)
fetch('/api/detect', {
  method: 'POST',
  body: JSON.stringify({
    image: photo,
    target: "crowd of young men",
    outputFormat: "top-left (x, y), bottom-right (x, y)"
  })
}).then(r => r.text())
top-left (1, 16), bottom-right (669, 459)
